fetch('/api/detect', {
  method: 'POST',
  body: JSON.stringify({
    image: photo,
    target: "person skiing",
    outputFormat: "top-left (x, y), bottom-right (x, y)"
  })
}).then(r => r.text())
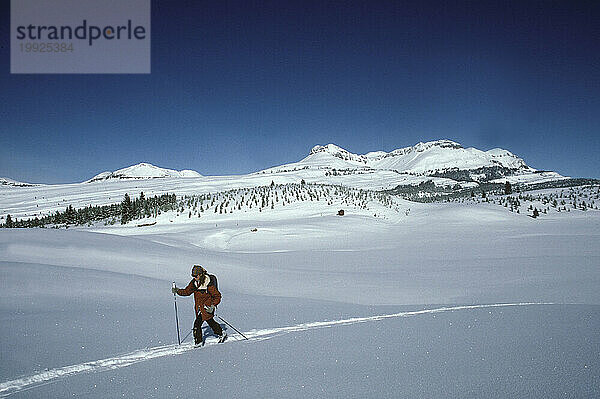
top-left (172, 265), bottom-right (227, 345)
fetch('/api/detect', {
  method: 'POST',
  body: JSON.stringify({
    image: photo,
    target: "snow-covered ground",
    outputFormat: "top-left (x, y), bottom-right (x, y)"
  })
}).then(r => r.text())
top-left (0, 171), bottom-right (397, 221)
top-left (0, 180), bottom-right (599, 397)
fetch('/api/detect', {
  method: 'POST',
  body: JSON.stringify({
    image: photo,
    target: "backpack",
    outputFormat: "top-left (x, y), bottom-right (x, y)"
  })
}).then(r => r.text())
top-left (208, 274), bottom-right (218, 291)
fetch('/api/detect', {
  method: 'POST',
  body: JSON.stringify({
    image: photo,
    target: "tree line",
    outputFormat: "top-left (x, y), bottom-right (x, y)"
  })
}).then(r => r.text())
top-left (1, 192), bottom-right (177, 228)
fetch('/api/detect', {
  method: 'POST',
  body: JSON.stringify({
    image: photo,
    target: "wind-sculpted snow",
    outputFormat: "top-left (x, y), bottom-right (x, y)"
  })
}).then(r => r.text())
top-left (0, 302), bottom-right (550, 397)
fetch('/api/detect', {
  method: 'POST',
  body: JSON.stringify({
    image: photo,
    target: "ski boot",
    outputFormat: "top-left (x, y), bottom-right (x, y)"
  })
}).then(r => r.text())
top-left (193, 328), bottom-right (204, 347)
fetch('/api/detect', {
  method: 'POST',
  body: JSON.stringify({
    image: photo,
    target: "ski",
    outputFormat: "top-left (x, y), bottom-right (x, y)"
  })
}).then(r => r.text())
top-left (193, 334), bottom-right (225, 347)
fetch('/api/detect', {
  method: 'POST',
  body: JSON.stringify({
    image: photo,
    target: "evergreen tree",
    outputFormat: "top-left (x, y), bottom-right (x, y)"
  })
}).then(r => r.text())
top-left (504, 181), bottom-right (512, 195)
top-left (5, 214), bottom-right (13, 228)
top-left (121, 193), bottom-right (133, 224)
top-left (65, 205), bottom-right (76, 224)
top-left (139, 191), bottom-right (147, 218)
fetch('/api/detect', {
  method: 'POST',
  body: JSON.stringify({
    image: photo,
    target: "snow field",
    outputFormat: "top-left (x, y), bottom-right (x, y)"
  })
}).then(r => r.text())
top-left (1, 181), bottom-right (599, 397)
top-left (0, 302), bottom-right (559, 398)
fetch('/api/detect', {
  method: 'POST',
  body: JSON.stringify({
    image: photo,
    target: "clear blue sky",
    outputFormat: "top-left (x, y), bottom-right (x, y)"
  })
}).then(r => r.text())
top-left (1, 1), bottom-right (599, 184)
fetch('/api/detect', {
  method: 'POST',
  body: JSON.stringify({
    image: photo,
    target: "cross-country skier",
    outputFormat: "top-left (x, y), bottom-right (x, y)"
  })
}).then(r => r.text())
top-left (172, 265), bottom-right (227, 345)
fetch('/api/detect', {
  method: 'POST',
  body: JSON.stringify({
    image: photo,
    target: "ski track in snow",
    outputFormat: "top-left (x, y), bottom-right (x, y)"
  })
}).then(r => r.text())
top-left (0, 302), bottom-right (551, 397)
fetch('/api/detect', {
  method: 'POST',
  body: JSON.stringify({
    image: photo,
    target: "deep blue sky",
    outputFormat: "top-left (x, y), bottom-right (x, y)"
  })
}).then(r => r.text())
top-left (1, 0), bottom-right (599, 183)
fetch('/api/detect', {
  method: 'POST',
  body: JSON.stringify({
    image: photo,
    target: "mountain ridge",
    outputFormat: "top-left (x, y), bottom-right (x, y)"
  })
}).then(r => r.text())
top-left (264, 139), bottom-right (532, 176)
top-left (1, 140), bottom-right (567, 187)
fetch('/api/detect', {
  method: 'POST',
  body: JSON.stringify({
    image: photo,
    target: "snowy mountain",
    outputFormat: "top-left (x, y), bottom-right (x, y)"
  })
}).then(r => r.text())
top-left (371, 140), bottom-right (530, 173)
top-left (0, 141), bottom-right (574, 209)
top-left (36, 140), bottom-right (563, 187)
top-left (87, 163), bottom-right (202, 182)
top-left (263, 140), bottom-right (534, 176)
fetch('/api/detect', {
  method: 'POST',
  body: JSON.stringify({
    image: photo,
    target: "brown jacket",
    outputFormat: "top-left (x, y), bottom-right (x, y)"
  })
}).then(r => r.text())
top-left (177, 278), bottom-right (222, 320)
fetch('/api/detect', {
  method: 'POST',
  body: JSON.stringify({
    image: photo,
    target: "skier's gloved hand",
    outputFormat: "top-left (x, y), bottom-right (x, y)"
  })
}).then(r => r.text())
top-left (204, 305), bottom-right (215, 314)
top-left (171, 286), bottom-right (178, 294)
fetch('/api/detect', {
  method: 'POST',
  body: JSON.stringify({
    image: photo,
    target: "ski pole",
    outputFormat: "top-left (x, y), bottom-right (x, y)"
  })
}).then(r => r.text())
top-left (181, 328), bottom-right (193, 344)
top-left (216, 314), bottom-right (249, 340)
top-left (173, 282), bottom-right (181, 345)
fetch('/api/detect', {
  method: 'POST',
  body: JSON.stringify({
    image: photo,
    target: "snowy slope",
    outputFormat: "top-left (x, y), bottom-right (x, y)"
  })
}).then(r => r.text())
top-left (0, 301), bottom-right (574, 398)
top-left (1, 140), bottom-right (571, 226)
top-left (1, 199), bottom-right (599, 398)
top-left (0, 168), bottom-right (429, 221)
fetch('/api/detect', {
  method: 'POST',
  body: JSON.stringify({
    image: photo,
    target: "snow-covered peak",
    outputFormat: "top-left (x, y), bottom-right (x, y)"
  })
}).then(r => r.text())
top-left (387, 140), bottom-right (463, 157)
top-left (412, 139), bottom-right (463, 152)
top-left (485, 148), bottom-right (528, 169)
top-left (309, 144), bottom-right (368, 164)
top-left (87, 163), bottom-right (202, 183)
top-left (309, 140), bottom-right (464, 162)
top-left (0, 177), bottom-right (40, 187)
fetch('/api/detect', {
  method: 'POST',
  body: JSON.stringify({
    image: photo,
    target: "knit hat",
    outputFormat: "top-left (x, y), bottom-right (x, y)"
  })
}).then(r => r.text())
top-left (191, 264), bottom-right (206, 277)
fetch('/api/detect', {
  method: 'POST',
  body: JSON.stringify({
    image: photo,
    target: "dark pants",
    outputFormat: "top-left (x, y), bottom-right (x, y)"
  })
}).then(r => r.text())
top-left (193, 315), bottom-right (223, 344)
